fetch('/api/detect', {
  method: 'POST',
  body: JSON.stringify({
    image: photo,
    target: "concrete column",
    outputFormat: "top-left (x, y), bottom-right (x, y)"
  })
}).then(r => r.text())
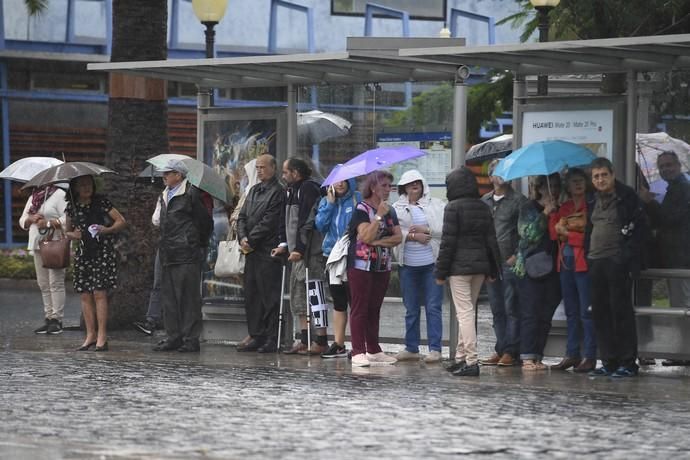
top-left (287, 84), bottom-right (297, 158)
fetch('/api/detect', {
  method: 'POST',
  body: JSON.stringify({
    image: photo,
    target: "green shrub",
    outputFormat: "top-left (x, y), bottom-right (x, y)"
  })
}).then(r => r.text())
top-left (0, 249), bottom-right (35, 279)
top-left (0, 249), bottom-right (73, 280)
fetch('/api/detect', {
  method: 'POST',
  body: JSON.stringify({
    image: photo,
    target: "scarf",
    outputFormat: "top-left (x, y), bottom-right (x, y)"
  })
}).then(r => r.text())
top-left (29, 186), bottom-right (58, 215)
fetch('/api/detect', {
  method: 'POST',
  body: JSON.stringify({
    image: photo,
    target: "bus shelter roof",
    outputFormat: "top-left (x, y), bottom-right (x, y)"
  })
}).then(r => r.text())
top-left (88, 34), bottom-right (690, 88)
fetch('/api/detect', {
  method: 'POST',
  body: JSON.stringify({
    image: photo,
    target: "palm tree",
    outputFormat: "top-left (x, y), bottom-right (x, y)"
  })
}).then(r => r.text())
top-left (104, 0), bottom-right (169, 327)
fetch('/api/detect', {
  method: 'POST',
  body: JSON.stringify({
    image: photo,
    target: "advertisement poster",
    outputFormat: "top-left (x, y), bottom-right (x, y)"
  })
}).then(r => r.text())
top-left (199, 111), bottom-right (284, 301)
top-left (376, 132), bottom-right (452, 200)
top-left (522, 109), bottom-right (614, 159)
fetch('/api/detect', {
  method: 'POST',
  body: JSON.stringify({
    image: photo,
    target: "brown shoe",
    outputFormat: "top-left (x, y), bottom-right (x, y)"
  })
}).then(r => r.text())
top-left (573, 358), bottom-right (596, 373)
top-left (550, 357), bottom-right (580, 371)
top-left (297, 342), bottom-right (328, 355)
top-left (497, 353), bottom-right (516, 366)
top-left (283, 341), bottom-right (308, 355)
top-left (479, 353), bottom-right (501, 365)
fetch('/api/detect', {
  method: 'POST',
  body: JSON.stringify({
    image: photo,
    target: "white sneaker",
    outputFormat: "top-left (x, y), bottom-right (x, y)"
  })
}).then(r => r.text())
top-left (366, 352), bottom-right (397, 365)
top-left (424, 351), bottom-right (442, 363)
top-left (351, 353), bottom-right (370, 367)
top-left (395, 350), bottom-right (420, 361)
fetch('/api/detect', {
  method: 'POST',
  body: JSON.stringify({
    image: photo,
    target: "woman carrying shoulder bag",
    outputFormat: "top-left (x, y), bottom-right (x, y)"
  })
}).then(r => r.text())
top-left (19, 185), bottom-right (67, 335)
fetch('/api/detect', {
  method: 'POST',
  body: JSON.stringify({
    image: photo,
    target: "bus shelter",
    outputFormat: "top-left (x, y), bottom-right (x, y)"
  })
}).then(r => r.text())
top-left (90, 34), bottom-right (690, 358)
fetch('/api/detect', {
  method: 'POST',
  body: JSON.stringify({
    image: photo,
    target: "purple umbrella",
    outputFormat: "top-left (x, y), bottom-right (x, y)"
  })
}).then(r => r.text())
top-left (322, 145), bottom-right (425, 186)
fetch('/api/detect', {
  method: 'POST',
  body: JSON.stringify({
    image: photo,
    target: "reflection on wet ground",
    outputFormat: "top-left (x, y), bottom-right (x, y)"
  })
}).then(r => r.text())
top-left (2, 281), bottom-right (690, 459)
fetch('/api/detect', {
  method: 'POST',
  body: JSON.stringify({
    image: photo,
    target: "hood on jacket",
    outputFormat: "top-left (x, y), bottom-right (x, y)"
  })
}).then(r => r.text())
top-left (339, 177), bottom-right (358, 202)
top-left (446, 166), bottom-right (479, 201)
top-left (396, 169), bottom-right (431, 206)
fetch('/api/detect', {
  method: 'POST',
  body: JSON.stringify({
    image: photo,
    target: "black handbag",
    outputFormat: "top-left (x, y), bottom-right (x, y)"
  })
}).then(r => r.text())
top-left (524, 250), bottom-right (553, 280)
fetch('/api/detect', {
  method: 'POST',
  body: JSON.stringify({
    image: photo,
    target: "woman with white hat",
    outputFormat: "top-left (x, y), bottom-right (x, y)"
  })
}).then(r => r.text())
top-left (392, 169), bottom-right (446, 363)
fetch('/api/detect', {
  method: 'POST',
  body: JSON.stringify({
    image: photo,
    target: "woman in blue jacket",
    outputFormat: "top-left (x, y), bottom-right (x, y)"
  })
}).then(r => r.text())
top-left (315, 177), bottom-right (361, 358)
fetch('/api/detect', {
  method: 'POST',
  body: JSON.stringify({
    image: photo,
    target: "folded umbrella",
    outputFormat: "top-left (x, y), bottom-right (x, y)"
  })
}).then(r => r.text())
top-left (492, 140), bottom-right (597, 181)
top-left (0, 157), bottom-right (64, 183)
top-left (322, 145), bottom-right (425, 186)
top-left (147, 154), bottom-right (230, 203)
top-left (22, 161), bottom-right (116, 190)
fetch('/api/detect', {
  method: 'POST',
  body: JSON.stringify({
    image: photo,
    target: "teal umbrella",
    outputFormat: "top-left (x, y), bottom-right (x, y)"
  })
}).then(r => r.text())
top-left (492, 140), bottom-right (597, 181)
top-left (146, 154), bottom-right (230, 203)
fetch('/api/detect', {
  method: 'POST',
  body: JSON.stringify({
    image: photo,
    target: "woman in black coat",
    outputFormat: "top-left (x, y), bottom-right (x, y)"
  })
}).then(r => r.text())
top-left (435, 167), bottom-right (501, 377)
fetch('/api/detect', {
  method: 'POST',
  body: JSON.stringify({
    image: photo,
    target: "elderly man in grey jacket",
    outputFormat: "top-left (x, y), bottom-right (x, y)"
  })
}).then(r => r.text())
top-left (151, 159), bottom-right (213, 353)
top-left (479, 159), bottom-right (527, 367)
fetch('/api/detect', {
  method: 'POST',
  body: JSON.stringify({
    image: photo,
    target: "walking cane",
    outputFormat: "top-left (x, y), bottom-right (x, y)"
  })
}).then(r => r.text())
top-left (277, 260), bottom-right (287, 352)
top-left (306, 264), bottom-right (312, 354)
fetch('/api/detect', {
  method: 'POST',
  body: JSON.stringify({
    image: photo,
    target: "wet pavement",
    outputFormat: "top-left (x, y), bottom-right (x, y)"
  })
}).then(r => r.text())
top-left (2, 280), bottom-right (690, 459)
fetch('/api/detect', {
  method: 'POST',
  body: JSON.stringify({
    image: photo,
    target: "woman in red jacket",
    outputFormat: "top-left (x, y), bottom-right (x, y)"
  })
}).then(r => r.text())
top-left (549, 168), bottom-right (596, 372)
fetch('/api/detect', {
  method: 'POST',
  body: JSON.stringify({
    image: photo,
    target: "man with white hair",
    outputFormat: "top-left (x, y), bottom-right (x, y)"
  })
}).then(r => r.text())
top-left (151, 159), bottom-right (213, 352)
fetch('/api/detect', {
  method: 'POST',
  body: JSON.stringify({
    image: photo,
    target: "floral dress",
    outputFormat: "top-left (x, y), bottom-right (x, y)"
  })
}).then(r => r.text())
top-left (66, 196), bottom-right (118, 293)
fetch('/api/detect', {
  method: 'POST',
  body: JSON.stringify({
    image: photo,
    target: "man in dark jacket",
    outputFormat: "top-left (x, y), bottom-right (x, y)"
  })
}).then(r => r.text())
top-left (236, 154), bottom-right (285, 352)
top-left (479, 159), bottom-right (527, 367)
top-left (586, 157), bottom-right (648, 377)
top-left (435, 167), bottom-right (501, 377)
top-left (272, 157), bottom-right (327, 355)
top-left (152, 159), bottom-right (213, 352)
top-left (641, 151), bottom-right (690, 308)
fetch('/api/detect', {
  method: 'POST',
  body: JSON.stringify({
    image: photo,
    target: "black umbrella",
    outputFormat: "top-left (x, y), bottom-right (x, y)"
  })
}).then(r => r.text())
top-left (465, 134), bottom-right (513, 163)
top-left (21, 162), bottom-right (116, 190)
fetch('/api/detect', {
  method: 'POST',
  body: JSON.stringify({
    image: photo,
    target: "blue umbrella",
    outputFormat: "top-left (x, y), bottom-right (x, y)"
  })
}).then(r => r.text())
top-left (492, 140), bottom-right (597, 181)
top-left (322, 145), bottom-right (425, 186)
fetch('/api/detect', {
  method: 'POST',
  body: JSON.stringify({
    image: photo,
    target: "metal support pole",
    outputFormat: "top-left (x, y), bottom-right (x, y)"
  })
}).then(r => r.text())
top-left (287, 84), bottom-right (297, 156)
top-left (452, 67), bottom-right (469, 168)
top-left (513, 74), bottom-right (528, 195)
top-left (535, 6), bottom-right (551, 96)
top-left (1, 63), bottom-right (12, 245)
top-left (626, 70), bottom-right (638, 187)
top-left (202, 21), bottom-right (217, 106)
top-left (196, 88), bottom-right (211, 162)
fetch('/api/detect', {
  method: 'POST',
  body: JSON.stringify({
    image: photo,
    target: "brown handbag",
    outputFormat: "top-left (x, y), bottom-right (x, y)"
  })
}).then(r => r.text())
top-left (39, 228), bottom-right (71, 269)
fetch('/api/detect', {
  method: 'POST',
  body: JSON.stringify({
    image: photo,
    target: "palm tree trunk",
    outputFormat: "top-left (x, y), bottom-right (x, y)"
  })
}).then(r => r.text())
top-left (104, 0), bottom-right (168, 327)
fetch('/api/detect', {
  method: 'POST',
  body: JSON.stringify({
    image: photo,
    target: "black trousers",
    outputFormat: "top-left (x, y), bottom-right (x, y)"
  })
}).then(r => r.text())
top-left (161, 261), bottom-right (202, 345)
top-left (589, 258), bottom-right (638, 369)
top-left (243, 251), bottom-right (282, 340)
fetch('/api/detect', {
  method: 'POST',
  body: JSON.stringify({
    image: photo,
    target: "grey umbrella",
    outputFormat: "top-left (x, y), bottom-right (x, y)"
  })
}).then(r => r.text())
top-left (297, 110), bottom-right (352, 144)
top-left (465, 134), bottom-right (513, 163)
top-left (21, 161), bottom-right (116, 190)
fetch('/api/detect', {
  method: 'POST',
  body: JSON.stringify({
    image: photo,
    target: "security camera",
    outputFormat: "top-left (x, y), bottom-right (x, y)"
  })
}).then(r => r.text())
top-left (456, 65), bottom-right (471, 80)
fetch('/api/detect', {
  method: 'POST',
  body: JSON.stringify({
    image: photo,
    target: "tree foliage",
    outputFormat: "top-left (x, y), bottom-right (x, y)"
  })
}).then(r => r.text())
top-left (23, 0), bottom-right (48, 15)
top-left (385, 71), bottom-right (513, 144)
top-left (499, 0), bottom-right (690, 41)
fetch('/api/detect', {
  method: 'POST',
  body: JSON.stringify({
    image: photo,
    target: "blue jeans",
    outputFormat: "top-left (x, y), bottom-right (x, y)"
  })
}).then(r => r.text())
top-left (399, 264), bottom-right (444, 353)
top-left (518, 271), bottom-right (561, 361)
top-left (486, 264), bottom-right (521, 357)
top-left (560, 257), bottom-right (596, 359)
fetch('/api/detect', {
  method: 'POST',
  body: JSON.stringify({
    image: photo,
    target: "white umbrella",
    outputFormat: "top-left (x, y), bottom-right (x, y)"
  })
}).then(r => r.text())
top-left (637, 132), bottom-right (690, 183)
top-left (297, 110), bottom-right (351, 144)
top-left (0, 157), bottom-right (63, 183)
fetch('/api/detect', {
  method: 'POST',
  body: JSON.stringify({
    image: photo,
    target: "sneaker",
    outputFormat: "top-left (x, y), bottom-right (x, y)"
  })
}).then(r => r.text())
top-left (497, 354), bottom-right (516, 367)
top-left (351, 353), bottom-right (370, 367)
top-left (46, 319), bottom-right (63, 335)
top-left (479, 353), bottom-right (501, 365)
top-left (366, 352), bottom-right (397, 365)
top-left (395, 349), bottom-right (420, 361)
top-left (610, 366), bottom-right (639, 378)
top-left (321, 342), bottom-right (348, 359)
top-left (34, 319), bottom-right (50, 334)
top-left (424, 351), bottom-right (442, 363)
top-left (452, 362), bottom-right (480, 377)
top-left (133, 320), bottom-right (155, 336)
top-left (589, 366), bottom-right (615, 377)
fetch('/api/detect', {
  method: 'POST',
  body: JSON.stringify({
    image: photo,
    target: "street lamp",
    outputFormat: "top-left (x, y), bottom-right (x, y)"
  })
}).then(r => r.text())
top-left (192, 0), bottom-right (229, 58)
top-left (530, 0), bottom-right (560, 95)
